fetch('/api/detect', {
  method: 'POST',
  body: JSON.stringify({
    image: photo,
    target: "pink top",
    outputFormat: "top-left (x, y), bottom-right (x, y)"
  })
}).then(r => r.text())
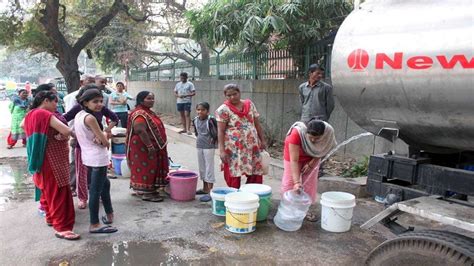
top-left (74, 110), bottom-right (109, 167)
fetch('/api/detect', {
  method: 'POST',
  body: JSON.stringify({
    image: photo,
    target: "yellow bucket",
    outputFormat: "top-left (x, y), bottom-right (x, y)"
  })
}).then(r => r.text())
top-left (224, 192), bottom-right (259, 234)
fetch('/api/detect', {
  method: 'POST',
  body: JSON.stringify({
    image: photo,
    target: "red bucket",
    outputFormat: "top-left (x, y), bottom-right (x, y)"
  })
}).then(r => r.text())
top-left (168, 170), bottom-right (198, 201)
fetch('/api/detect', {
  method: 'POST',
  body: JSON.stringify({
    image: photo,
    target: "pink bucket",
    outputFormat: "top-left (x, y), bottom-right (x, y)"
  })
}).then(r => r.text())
top-left (168, 170), bottom-right (198, 201)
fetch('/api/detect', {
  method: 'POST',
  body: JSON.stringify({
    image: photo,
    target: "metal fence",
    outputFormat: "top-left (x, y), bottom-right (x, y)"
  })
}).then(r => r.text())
top-left (130, 36), bottom-right (334, 81)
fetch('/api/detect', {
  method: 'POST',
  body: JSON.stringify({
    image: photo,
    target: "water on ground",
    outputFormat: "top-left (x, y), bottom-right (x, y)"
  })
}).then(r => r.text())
top-left (0, 158), bottom-right (34, 211)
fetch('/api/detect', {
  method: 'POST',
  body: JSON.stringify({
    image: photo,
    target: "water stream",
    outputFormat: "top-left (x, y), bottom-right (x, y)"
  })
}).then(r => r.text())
top-left (321, 132), bottom-right (374, 163)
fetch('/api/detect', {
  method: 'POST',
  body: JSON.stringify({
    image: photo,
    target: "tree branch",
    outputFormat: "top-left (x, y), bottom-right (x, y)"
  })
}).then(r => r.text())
top-left (72, 0), bottom-right (126, 53)
top-left (38, 0), bottom-right (71, 55)
top-left (137, 49), bottom-right (201, 68)
top-left (144, 31), bottom-right (190, 38)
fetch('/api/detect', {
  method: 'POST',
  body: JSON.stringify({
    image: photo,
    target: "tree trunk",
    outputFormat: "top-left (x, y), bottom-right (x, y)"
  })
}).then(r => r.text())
top-left (198, 41), bottom-right (210, 78)
top-left (56, 51), bottom-right (80, 93)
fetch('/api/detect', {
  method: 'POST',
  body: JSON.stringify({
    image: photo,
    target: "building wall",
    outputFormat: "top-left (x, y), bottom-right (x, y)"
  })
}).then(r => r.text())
top-left (128, 80), bottom-right (408, 159)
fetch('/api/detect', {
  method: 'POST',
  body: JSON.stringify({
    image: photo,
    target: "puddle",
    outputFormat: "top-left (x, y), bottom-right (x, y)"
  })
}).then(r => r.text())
top-left (50, 240), bottom-right (276, 265)
top-left (51, 241), bottom-right (183, 265)
top-left (0, 158), bottom-right (34, 211)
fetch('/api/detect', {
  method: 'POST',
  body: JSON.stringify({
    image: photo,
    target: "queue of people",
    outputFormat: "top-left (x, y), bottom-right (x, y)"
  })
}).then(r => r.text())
top-left (19, 64), bottom-right (335, 241)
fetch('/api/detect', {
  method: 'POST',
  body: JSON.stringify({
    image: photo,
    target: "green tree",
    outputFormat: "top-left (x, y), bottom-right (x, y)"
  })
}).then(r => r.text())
top-left (0, 0), bottom-right (151, 92)
top-left (187, 0), bottom-right (352, 71)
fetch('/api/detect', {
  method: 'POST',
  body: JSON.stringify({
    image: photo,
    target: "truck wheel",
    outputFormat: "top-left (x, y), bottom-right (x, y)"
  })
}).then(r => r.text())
top-left (366, 230), bottom-right (474, 266)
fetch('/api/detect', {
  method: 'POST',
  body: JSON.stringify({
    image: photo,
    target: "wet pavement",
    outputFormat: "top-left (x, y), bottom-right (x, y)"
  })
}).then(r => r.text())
top-left (0, 100), bottom-right (389, 265)
top-left (0, 158), bottom-right (35, 211)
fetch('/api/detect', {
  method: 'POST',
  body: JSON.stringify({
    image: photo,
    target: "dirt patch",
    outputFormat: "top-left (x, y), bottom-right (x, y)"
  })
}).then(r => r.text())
top-left (159, 113), bottom-right (359, 178)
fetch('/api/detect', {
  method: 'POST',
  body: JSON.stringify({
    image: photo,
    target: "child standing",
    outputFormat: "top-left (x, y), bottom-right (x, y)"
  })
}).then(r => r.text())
top-left (74, 87), bottom-right (117, 234)
top-left (193, 102), bottom-right (218, 202)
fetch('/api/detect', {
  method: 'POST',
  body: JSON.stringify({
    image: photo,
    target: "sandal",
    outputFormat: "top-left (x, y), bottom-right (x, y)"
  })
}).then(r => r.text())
top-left (305, 213), bottom-right (319, 223)
top-left (6, 145), bottom-right (13, 149)
top-left (142, 195), bottom-right (164, 202)
top-left (199, 194), bottom-right (212, 202)
top-left (89, 225), bottom-right (118, 234)
top-left (55, 231), bottom-right (81, 240)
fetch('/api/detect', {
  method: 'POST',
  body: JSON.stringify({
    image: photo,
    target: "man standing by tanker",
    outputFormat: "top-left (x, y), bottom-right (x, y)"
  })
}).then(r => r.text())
top-left (299, 64), bottom-right (335, 176)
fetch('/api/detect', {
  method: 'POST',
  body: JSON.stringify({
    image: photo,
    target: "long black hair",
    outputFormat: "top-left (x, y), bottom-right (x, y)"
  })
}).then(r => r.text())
top-left (78, 88), bottom-right (103, 113)
top-left (136, 91), bottom-right (151, 107)
top-left (31, 91), bottom-right (57, 109)
top-left (306, 118), bottom-right (326, 136)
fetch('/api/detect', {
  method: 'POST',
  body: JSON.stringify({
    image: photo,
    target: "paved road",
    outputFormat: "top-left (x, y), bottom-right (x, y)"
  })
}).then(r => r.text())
top-left (0, 100), bottom-right (388, 265)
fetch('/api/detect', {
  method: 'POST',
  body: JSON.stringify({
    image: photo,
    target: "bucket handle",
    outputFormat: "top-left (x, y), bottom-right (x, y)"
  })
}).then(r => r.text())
top-left (228, 211), bottom-right (257, 225)
top-left (331, 207), bottom-right (353, 221)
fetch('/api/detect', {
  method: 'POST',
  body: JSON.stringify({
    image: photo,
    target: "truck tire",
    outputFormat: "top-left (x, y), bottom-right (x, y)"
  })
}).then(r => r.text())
top-left (366, 230), bottom-right (474, 266)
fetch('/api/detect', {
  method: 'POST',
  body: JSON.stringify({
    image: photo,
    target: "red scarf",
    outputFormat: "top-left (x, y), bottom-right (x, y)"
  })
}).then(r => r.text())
top-left (224, 99), bottom-right (251, 119)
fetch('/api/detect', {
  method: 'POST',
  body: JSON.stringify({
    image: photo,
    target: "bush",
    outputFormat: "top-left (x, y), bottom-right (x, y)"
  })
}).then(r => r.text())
top-left (342, 156), bottom-right (369, 178)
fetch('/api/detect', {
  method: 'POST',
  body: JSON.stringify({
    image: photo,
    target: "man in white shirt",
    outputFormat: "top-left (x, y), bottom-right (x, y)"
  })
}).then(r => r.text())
top-left (174, 72), bottom-right (196, 135)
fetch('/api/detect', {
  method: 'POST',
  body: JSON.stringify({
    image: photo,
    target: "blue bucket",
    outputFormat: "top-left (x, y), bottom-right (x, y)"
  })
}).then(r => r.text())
top-left (112, 155), bottom-right (126, 175)
top-left (210, 187), bottom-right (238, 216)
top-left (112, 143), bottom-right (126, 155)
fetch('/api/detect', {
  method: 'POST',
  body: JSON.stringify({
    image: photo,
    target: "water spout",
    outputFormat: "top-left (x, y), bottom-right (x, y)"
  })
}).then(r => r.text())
top-left (321, 132), bottom-right (373, 163)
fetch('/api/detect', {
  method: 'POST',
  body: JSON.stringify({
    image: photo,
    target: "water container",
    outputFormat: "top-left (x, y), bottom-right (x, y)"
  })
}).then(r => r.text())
top-left (320, 191), bottom-right (356, 233)
top-left (168, 170), bottom-right (198, 201)
top-left (274, 190), bottom-right (312, 231)
top-left (210, 187), bottom-right (238, 216)
top-left (120, 158), bottom-right (131, 178)
top-left (224, 192), bottom-right (260, 234)
top-left (239, 184), bottom-right (272, 221)
top-left (111, 143), bottom-right (126, 155)
top-left (111, 154), bottom-right (126, 175)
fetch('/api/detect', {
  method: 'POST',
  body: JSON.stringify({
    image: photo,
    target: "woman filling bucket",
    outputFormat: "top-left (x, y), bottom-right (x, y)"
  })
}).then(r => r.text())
top-left (276, 119), bottom-right (336, 229)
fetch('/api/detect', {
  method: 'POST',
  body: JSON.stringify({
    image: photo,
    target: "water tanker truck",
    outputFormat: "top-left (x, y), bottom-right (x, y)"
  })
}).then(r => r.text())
top-left (331, 0), bottom-right (473, 264)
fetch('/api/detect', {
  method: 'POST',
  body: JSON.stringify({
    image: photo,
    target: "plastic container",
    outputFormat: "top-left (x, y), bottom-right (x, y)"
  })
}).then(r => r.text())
top-left (239, 184), bottom-right (272, 221)
top-left (168, 170), bottom-right (198, 201)
top-left (111, 127), bottom-right (127, 136)
top-left (112, 136), bottom-right (126, 144)
top-left (320, 191), bottom-right (356, 233)
top-left (274, 190), bottom-right (312, 231)
top-left (111, 154), bottom-right (126, 176)
top-left (111, 143), bottom-right (126, 155)
top-left (260, 150), bottom-right (271, 175)
top-left (210, 187), bottom-right (238, 216)
top-left (121, 158), bottom-right (131, 178)
top-left (224, 192), bottom-right (260, 234)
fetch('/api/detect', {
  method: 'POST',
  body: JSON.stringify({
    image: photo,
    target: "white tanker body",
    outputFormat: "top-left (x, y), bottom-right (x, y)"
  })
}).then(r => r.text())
top-left (331, 0), bottom-right (474, 152)
top-left (330, 2), bottom-right (474, 264)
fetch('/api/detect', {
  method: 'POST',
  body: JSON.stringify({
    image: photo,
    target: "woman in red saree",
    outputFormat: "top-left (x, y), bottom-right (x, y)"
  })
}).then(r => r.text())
top-left (23, 91), bottom-right (79, 240)
top-left (126, 91), bottom-right (169, 202)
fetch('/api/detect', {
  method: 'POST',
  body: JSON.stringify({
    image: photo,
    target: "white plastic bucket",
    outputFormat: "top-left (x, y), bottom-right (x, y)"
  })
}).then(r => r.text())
top-left (210, 187), bottom-right (238, 216)
top-left (120, 159), bottom-right (131, 178)
top-left (224, 192), bottom-right (259, 234)
top-left (320, 191), bottom-right (356, 233)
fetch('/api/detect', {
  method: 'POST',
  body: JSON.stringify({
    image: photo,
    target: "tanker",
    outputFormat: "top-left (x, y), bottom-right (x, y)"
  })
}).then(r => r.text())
top-left (330, 1), bottom-right (473, 264)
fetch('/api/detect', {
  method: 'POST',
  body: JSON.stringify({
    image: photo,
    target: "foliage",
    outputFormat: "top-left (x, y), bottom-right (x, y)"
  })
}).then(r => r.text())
top-left (0, 0), bottom-right (151, 91)
top-left (187, 0), bottom-right (352, 52)
top-left (0, 47), bottom-right (60, 80)
top-left (92, 16), bottom-right (150, 73)
top-left (342, 156), bottom-right (369, 178)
